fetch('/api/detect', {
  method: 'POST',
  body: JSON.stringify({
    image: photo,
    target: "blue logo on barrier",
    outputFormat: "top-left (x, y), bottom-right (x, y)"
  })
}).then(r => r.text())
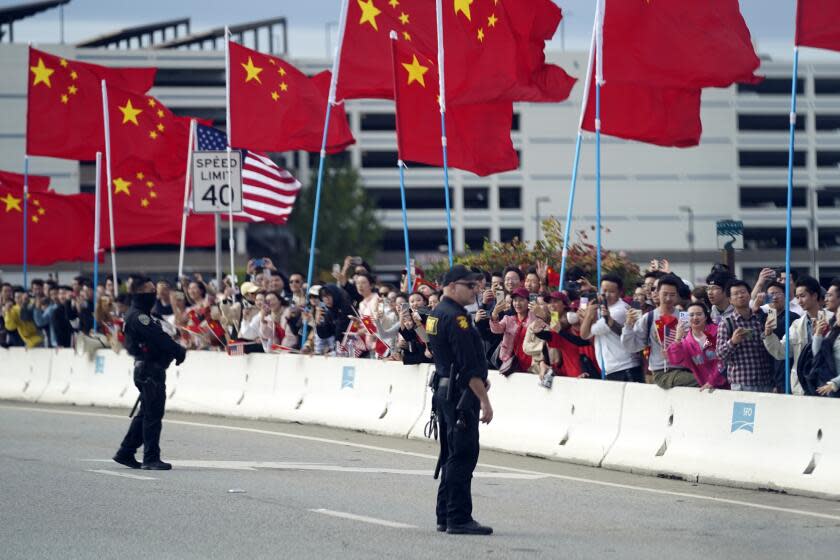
top-left (341, 366), bottom-right (356, 389)
top-left (731, 402), bottom-right (756, 433)
top-left (94, 355), bottom-right (105, 375)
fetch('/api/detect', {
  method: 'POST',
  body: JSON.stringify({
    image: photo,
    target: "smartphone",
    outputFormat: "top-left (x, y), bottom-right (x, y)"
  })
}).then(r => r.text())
top-left (409, 258), bottom-right (416, 277)
top-left (580, 296), bottom-right (589, 309)
top-left (630, 300), bottom-right (642, 310)
top-left (332, 263), bottom-right (341, 275)
top-left (495, 290), bottom-right (505, 303)
top-left (350, 256), bottom-right (363, 266)
top-left (764, 293), bottom-right (773, 305)
top-left (399, 302), bottom-right (410, 314)
top-left (679, 311), bottom-right (689, 323)
top-left (253, 258), bottom-right (265, 267)
top-left (743, 328), bottom-right (754, 340)
top-left (550, 311), bottom-right (560, 325)
top-left (319, 302), bottom-right (328, 311)
top-left (529, 293), bottom-right (538, 304)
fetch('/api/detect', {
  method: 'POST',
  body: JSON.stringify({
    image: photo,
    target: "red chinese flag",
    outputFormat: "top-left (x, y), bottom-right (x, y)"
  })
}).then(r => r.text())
top-left (26, 47), bottom-right (156, 161)
top-left (105, 84), bottom-right (191, 181)
top-left (229, 41), bottom-right (355, 154)
top-left (392, 38), bottom-right (518, 176)
top-left (581, 65), bottom-right (702, 148)
top-left (601, 0), bottom-right (760, 89)
top-left (338, 0), bottom-right (575, 104)
top-left (0, 170), bottom-right (51, 192)
top-left (101, 160), bottom-right (215, 249)
top-left (0, 186), bottom-right (94, 265)
top-left (796, 0), bottom-right (840, 52)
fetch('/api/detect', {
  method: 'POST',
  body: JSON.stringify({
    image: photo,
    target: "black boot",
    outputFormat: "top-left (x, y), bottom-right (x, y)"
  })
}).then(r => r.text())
top-left (446, 520), bottom-right (493, 535)
top-left (141, 460), bottom-right (172, 470)
top-left (112, 451), bottom-right (142, 469)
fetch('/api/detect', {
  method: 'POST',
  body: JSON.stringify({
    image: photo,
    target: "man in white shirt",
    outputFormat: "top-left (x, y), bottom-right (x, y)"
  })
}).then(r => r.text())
top-left (580, 273), bottom-right (643, 382)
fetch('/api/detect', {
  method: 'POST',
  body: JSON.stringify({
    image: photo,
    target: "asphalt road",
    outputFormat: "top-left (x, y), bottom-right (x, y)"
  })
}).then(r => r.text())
top-left (1, 401), bottom-right (839, 560)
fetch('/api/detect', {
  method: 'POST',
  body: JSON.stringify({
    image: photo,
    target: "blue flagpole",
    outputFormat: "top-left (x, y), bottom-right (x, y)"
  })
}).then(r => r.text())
top-left (301, 0), bottom-right (349, 347)
top-left (558, 132), bottom-right (583, 288)
top-left (783, 47), bottom-right (799, 396)
top-left (435, 0), bottom-right (454, 267)
top-left (92, 152), bottom-right (102, 334)
top-left (398, 161), bottom-right (413, 293)
top-left (22, 155), bottom-right (29, 287)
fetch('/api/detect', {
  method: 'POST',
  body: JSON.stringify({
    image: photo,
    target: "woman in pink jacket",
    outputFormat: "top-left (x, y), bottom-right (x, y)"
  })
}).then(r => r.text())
top-left (490, 287), bottom-right (534, 375)
top-left (666, 303), bottom-right (729, 391)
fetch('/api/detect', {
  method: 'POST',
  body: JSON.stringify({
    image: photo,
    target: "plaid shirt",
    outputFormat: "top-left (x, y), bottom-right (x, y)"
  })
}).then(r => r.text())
top-left (716, 310), bottom-right (773, 387)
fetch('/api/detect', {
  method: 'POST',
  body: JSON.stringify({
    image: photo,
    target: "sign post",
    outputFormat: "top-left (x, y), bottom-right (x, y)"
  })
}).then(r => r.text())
top-left (191, 150), bottom-right (243, 284)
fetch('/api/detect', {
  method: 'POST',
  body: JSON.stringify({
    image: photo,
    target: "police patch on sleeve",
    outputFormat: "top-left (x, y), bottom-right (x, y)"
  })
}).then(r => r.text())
top-left (456, 315), bottom-right (469, 330)
top-left (138, 314), bottom-right (151, 326)
top-left (425, 316), bottom-right (438, 335)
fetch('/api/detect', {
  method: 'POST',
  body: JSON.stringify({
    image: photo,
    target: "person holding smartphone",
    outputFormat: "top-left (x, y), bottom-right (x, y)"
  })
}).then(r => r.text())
top-left (666, 303), bottom-right (728, 391)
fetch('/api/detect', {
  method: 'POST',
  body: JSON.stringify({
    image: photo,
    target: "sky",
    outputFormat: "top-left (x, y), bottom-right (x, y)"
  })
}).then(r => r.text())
top-left (3, 0), bottom-right (828, 61)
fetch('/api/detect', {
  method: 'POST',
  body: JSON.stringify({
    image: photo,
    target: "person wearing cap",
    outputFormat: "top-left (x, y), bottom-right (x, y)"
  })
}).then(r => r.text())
top-left (426, 265), bottom-right (494, 536)
top-left (490, 286), bottom-right (535, 375)
top-left (532, 291), bottom-right (595, 379)
top-left (705, 271), bottom-right (735, 325)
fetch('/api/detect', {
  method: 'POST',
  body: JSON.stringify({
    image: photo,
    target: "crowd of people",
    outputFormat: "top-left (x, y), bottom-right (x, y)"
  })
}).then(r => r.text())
top-left (3, 256), bottom-right (840, 398)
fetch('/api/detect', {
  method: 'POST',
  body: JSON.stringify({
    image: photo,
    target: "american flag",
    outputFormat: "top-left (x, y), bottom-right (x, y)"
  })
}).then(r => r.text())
top-left (196, 124), bottom-right (301, 224)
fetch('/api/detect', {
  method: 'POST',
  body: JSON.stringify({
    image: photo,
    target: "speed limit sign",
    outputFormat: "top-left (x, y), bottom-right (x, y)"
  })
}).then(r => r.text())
top-left (191, 151), bottom-right (243, 214)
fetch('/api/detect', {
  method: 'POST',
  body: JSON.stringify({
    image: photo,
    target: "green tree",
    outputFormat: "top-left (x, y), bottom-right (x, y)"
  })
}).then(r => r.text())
top-left (288, 160), bottom-right (383, 281)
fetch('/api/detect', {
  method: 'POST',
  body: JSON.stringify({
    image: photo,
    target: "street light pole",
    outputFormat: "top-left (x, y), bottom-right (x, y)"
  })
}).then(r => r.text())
top-left (535, 196), bottom-right (550, 241)
top-left (679, 206), bottom-right (695, 283)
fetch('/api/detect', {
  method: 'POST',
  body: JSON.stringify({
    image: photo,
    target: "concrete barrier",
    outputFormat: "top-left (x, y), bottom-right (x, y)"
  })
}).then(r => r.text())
top-left (235, 353), bottom-right (306, 421)
top-left (601, 384), bottom-right (840, 499)
top-left (62, 350), bottom-right (136, 408)
top-left (166, 351), bottom-right (248, 416)
top-left (0, 347), bottom-right (52, 402)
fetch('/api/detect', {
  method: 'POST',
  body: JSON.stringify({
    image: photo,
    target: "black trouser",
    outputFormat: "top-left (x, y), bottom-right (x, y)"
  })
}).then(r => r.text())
top-left (606, 366), bottom-right (645, 383)
top-left (119, 363), bottom-right (167, 462)
top-left (434, 386), bottom-right (480, 527)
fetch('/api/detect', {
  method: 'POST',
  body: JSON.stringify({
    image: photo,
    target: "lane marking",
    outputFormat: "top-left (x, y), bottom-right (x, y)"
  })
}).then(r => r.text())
top-left (86, 469), bottom-right (157, 481)
top-left (310, 508), bottom-right (416, 529)
top-left (5, 404), bottom-right (840, 522)
top-left (84, 459), bottom-right (547, 479)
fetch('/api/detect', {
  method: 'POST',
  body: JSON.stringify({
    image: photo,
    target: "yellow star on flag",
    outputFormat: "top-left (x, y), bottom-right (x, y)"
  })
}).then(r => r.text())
top-left (241, 56), bottom-right (264, 84)
top-left (146, 180), bottom-right (155, 188)
top-left (148, 98), bottom-right (157, 107)
top-left (31, 215), bottom-right (40, 223)
top-left (1, 193), bottom-right (22, 212)
top-left (278, 67), bottom-right (286, 77)
top-left (136, 172), bottom-right (145, 180)
top-left (119, 100), bottom-right (143, 126)
top-left (60, 58), bottom-right (68, 67)
top-left (61, 94), bottom-right (69, 104)
top-left (150, 191), bottom-right (158, 199)
top-left (30, 58), bottom-right (55, 88)
top-left (156, 109), bottom-right (165, 118)
top-left (68, 85), bottom-right (78, 95)
top-left (271, 91), bottom-right (280, 101)
top-left (38, 208), bottom-right (46, 216)
top-left (358, 0), bottom-right (381, 30)
top-left (141, 199), bottom-right (150, 208)
top-left (403, 31), bottom-right (411, 41)
top-left (280, 82), bottom-right (288, 92)
top-left (149, 131), bottom-right (158, 140)
top-left (32, 199), bottom-right (40, 206)
top-left (402, 54), bottom-right (430, 87)
top-left (70, 71), bottom-right (78, 80)
top-left (488, 14), bottom-right (498, 27)
top-left (399, 12), bottom-right (409, 25)
top-left (454, 0), bottom-right (473, 21)
top-left (477, 27), bottom-right (485, 42)
top-left (157, 123), bottom-right (165, 132)
top-left (113, 177), bottom-right (132, 195)
top-left (389, 0), bottom-right (399, 7)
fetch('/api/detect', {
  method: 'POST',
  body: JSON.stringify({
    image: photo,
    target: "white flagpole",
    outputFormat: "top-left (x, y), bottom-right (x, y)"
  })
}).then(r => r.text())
top-left (434, 0), bottom-right (454, 266)
top-left (100, 80), bottom-right (118, 292)
top-left (225, 27), bottom-right (237, 287)
top-left (178, 118), bottom-right (197, 281)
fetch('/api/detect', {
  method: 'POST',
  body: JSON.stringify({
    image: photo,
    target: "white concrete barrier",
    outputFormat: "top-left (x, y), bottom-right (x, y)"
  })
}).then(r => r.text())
top-left (38, 348), bottom-right (79, 404)
top-left (166, 351), bottom-right (248, 416)
top-left (601, 384), bottom-right (840, 499)
top-left (0, 347), bottom-right (52, 402)
top-left (291, 356), bottom-right (429, 436)
top-left (235, 353), bottom-right (306, 420)
top-left (62, 350), bottom-right (136, 408)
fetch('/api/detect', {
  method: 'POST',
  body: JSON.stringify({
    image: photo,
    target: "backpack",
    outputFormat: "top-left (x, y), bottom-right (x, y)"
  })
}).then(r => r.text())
top-left (798, 327), bottom-right (840, 397)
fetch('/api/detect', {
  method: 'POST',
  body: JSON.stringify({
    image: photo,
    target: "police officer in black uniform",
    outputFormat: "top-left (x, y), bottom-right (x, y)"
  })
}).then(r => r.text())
top-left (112, 278), bottom-right (186, 470)
top-left (427, 265), bottom-right (494, 535)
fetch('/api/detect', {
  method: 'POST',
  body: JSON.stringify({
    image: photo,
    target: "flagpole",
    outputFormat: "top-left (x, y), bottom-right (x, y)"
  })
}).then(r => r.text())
top-left (301, 0), bottom-right (350, 347)
top-left (178, 119), bottom-right (197, 281)
top-left (435, 0), bottom-right (454, 266)
top-left (559, 21), bottom-right (597, 287)
top-left (594, 0), bottom-right (605, 291)
top-left (22, 155), bottom-right (29, 287)
top-left (93, 151), bottom-right (102, 333)
top-left (224, 27), bottom-right (237, 287)
top-left (100, 80), bottom-right (118, 292)
top-left (389, 31), bottom-right (413, 293)
top-left (783, 46), bottom-right (800, 396)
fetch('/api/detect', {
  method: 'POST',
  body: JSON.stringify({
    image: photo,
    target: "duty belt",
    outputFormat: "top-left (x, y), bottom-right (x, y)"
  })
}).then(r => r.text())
top-left (437, 377), bottom-right (450, 389)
